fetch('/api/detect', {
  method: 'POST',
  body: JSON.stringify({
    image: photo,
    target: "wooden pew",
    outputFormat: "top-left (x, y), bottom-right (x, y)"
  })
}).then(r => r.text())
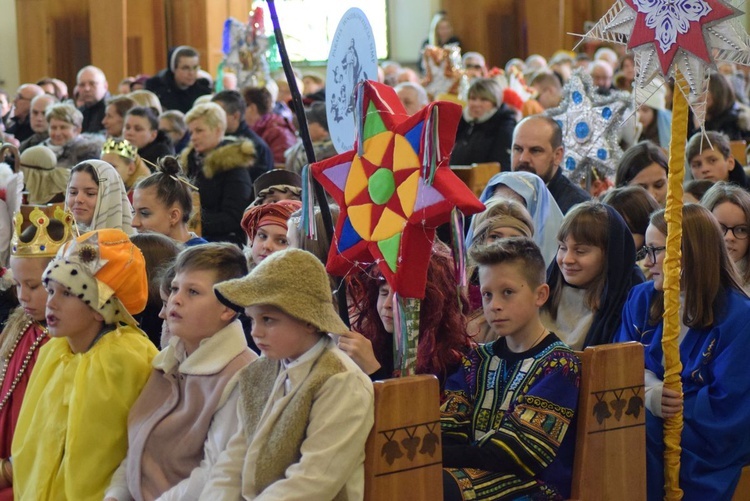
top-left (569, 342), bottom-right (646, 501)
top-left (732, 465), bottom-right (750, 500)
top-left (451, 162), bottom-right (501, 197)
top-left (364, 375), bottom-right (443, 501)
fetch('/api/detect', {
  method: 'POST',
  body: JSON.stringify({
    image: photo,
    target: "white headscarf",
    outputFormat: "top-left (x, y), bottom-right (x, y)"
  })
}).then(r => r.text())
top-left (69, 159), bottom-right (134, 235)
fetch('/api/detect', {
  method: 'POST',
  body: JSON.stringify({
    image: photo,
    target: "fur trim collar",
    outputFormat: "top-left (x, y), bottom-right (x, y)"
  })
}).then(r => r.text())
top-left (181, 139), bottom-right (256, 179)
top-left (153, 319), bottom-right (249, 375)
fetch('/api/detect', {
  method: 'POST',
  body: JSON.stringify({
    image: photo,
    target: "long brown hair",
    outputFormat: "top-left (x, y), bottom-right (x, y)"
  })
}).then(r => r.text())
top-left (545, 202), bottom-right (609, 318)
top-left (648, 204), bottom-right (745, 327)
top-left (701, 182), bottom-right (750, 286)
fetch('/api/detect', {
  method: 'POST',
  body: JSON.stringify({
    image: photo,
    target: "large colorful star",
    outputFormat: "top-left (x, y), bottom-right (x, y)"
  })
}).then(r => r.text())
top-left (582, 0), bottom-right (750, 125)
top-left (311, 81), bottom-right (484, 299)
top-left (546, 69), bottom-right (631, 182)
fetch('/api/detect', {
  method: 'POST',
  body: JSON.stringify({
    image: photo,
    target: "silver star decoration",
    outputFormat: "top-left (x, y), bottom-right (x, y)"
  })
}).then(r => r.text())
top-left (545, 69), bottom-right (632, 183)
top-left (581, 0), bottom-right (750, 126)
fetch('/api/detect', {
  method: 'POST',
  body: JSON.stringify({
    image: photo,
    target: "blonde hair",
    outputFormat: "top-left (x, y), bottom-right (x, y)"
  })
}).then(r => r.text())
top-left (185, 102), bottom-right (227, 135)
top-left (128, 89), bottom-right (163, 114)
top-left (45, 103), bottom-right (82, 128)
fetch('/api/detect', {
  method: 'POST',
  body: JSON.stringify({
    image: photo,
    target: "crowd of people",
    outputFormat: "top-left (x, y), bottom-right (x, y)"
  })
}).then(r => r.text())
top-left (0, 9), bottom-right (747, 500)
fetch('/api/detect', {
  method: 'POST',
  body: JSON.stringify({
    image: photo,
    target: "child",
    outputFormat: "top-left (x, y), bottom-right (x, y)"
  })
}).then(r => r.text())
top-left (132, 156), bottom-right (207, 247)
top-left (441, 237), bottom-right (580, 500)
top-left (615, 141), bottom-right (669, 206)
top-left (203, 248), bottom-right (374, 498)
top-left (542, 201), bottom-right (643, 349)
top-left (0, 208), bottom-right (73, 500)
top-left (66, 160), bottom-right (134, 234)
top-left (687, 130), bottom-right (749, 188)
top-left (104, 243), bottom-right (257, 501)
top-left (9, 229), bottom-right (157, 499)
top-left (249, 168), bottom-right (302, 206)
top-left (701, 181), bottom-right (750, 292)
top-left (346, 242), bottom-right (473, 386)
top-left (101, 137), bottom-right (151, 198)
top-left (240, 199), bottom-right (302, 266)
top-left (615, 205), bottom-right (750, 499)
top-left (601, 185), bottom-right (660, 251)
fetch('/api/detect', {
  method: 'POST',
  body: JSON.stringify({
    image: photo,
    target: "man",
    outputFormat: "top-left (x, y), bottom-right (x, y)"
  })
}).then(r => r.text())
top-left (462, 52), bottom-right (488, 80)
top-left (76, 66), bottom-right (109, 133)
top-left (590, 61), bottom-right (614, 94)
top-left (211, 90), bottom-right (273, 179)
top-left (20, 93), bottom-right (58, 152)
top-left (511, 116), bottom-right (590, 213)
top-left (529, 72), bottom-right (562, 110)
top-left (6, 84), bottom-right (44, 142)
top-left (147, 46), bottom-right (212, 113)
top-left (395, 82), bottom-right (428, 116)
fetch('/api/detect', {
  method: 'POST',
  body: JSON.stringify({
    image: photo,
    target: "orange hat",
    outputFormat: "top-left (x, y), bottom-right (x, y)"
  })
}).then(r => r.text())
top-left (241, 199), bottom-right (302, 240)
top-left (43, 229), bottom-right (148, 325)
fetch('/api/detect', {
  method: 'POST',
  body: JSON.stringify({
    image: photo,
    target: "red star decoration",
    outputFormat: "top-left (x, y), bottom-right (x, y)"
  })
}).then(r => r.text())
top-left (623, 0), bottom-right (736, 74)
top-left (311, 81), bottom-right (484, 299)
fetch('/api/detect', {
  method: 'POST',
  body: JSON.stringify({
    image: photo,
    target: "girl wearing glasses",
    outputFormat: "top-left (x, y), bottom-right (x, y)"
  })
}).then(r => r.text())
top-left (541, 201), bottom-right (644, 350)
top-left (615, 204), bottom-right (750, 499)
top-left (701, 182), bottom-right (750, 293)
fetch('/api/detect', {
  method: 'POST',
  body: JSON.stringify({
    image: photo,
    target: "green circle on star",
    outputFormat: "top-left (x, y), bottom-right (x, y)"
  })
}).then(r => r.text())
top-left (368, 168), bottom-right (396, 205)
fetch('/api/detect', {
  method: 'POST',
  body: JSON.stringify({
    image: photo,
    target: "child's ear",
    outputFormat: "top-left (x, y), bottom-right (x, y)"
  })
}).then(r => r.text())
top-left (169, 206), bottom-right (182, 226)
top-left (92, 310), bottom-right (105, 323)
top-left (534, 283), bottom-right (550, 307)
top-left (728, 155), bottom-right (736, 172)
top-left (219, 305), bottom-right (237, 323)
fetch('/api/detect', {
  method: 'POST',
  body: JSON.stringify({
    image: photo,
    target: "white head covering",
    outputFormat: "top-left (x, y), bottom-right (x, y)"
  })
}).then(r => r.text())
top-left (70, 159), bottom-right (134, 235)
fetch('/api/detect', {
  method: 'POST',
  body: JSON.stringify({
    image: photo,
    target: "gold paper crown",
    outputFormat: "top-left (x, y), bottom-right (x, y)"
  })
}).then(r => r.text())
top-left (101, 137), bottom-right (138, 161)
top-left (11, 207), bottom-right (75, 257)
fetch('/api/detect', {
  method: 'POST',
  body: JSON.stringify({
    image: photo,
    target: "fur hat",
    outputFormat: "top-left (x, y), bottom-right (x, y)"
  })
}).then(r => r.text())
top-left (252, 169), bottom-right (302, 205)
top-left (241, 199), bottom-right (302, 240)
top-left (214, 248), bottom-right (348, 335)
top-left (42, 228), bottom-right (148, 325)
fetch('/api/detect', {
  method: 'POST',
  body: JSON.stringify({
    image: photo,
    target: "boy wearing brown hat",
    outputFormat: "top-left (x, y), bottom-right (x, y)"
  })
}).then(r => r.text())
top-left (204, 248), bottom-right (374, 499)
top-left (9, 229), bottom-right (157, 499)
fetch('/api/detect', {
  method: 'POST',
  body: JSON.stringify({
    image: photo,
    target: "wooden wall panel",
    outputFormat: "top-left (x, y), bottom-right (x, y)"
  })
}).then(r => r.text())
top-left (89, 0), bottom-right (126, 90)
top-left (15, 0), bottom-right (49, 84)
top-left (126, 0), bottom-right (167, 77)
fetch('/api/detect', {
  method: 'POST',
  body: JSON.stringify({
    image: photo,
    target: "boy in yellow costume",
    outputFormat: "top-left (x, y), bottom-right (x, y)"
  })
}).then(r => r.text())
top-left (9, 228), bottom-right (157, 500)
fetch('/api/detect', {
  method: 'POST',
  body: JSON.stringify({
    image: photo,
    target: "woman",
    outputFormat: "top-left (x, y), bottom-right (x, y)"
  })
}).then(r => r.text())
top-left (450, 78), bottom-right (517, 170)
top-left (124, 107), bottom-right (175, 168)
top-left (636, 84), bottom-right (672, 149)
top-left (615, 141), bottom-right (669, 206)
top-left (43, 103), bottom-right (103, 168)
top-left (180, 102), bottom-right (256, 245)
top-left (701, 71), bottom-right (750, 141)
top-left (102, 96), bottom-right (136, 138)
top-left (616, 205), bottom-right (750, 499)
top-left (66, 159), bottom-right (134, 234)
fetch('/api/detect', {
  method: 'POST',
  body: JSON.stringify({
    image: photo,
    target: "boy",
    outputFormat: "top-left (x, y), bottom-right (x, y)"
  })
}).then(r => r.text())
top-left (105, 243), bottom-right (257, 500)
top-left (203, 248), bottom-right (374, 499)
top-left (441, 237), bottom-right (580, 500)
top-left (10, 229), bottom-right (157, 500)
top-left (687, 130), bottom-right (749, 188)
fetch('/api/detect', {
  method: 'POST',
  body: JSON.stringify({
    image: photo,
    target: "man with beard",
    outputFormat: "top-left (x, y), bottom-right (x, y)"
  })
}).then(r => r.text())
top-left (511, 116), bottom-right (589, 213)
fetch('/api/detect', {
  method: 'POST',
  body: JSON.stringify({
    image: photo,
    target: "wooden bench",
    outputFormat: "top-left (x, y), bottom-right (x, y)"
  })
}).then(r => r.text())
top-left (451, 162), bottom-right (501, 197)
top-left (732, 465), bottom-right (750, 500)
top-left (364, 342), bottom-right (647, 501)
top-left (364, 375), bottom-right (442, 501)
top-left (569, 341), bottom-right (646, 500)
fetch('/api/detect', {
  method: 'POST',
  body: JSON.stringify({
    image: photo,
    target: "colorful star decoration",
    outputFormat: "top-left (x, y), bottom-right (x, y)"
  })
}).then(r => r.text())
top-left (311, 81), bottom-right (484, 299)
top-left (546, 69), bottom-right (631, 182)
top-left (582, 0), bottom-right (750, 125)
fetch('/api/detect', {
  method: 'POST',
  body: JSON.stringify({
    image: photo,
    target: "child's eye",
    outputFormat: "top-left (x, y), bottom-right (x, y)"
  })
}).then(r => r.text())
top-left (278, 238), bottom-right (288, 246)
top-left (170, 286), bottom-right (178, 294)
top-left (503, 289), bottom-right (514, 296)
top-left (481, 291), bottom-right (492, 300)
top-left (263, 316), bottom-right (274, 324)
top-left (189, 289), bottom-right (199, 296)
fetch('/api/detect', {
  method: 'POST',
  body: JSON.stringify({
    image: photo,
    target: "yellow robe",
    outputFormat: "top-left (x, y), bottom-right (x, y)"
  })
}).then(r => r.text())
top-left (12, 325), bottom-right (157, 501)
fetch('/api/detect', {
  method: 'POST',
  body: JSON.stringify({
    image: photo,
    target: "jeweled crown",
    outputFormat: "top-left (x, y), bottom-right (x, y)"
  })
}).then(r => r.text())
top-left (101, 137), bottom-right (138, 161)
top-left (11, 207), bottom-right (75, 257)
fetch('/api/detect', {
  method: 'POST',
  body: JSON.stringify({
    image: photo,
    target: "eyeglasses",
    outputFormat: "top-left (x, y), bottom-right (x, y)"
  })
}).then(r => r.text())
top-left (636, 245), bottom-right (666, 262)
top-left (719, 223), bottom-right (749, 240)
top-left (465, 64), bottom-right (483, 70)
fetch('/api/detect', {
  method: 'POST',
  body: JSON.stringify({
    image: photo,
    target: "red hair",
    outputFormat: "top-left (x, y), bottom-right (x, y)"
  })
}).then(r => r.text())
top-left (348, 243), bottom-right (473, 386)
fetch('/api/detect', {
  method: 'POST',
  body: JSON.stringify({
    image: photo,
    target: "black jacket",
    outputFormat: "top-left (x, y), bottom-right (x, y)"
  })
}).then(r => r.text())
top-left (546, 167), bottom-right (591, 214)
top-left (231, 120), bottom-right (274, 178)
top-left (450, 104), bottom-right (517, 171)
top-left (145, 70), bottom-right (212, 113)
top-left (79, 97), bottom-right (108, 134)
top-left (6, 115), bottom-right (33, 142)
top-left (138, 130), bottom-right (175, 169)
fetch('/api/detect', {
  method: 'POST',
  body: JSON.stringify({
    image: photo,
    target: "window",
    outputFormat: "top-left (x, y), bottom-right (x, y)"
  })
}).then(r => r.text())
top-left (265, 0), bottom-right (389, 63)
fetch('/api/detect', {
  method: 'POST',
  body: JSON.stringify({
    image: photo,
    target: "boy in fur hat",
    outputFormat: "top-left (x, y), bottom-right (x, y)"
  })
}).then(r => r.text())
top-left (203, 248), bottom-right (374, 499)
top-left (9, 229), bottom-right (157, 500)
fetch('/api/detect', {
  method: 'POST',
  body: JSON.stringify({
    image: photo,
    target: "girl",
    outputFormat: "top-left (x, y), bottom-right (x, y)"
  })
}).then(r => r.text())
top-left (100, 138), bottom-right (151, 197)
top-left (9, 229), bottom-right (157, 499)
top-left (615, 141), bottom-right (669, 206)
top-left (205, 248), bottom-right (373, 498)
top-left (124, 107), bottom-right (175, 168)
top-left (131, 156), bottom-right (207, 247)
top-left (542, 201), bottom-right (643, 349)
top-left (345, 242), bottom-right (473, 386)
top-left (66, 159), bottom-right (134, 234)
top-left (701, 181), bottom-right (750, 292)
top-left (615, 205), bottom-right (750, 499)
top-left (241, 199), bottom-right (302, 267)
top-left (0, 209), bottom-right (73, 500)
top-left (104, 244), bottom-right (257, 501)
top-left (601, 185), bottom-right (660, 251)
top-left (471, 171), bottom-right (564, 266)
